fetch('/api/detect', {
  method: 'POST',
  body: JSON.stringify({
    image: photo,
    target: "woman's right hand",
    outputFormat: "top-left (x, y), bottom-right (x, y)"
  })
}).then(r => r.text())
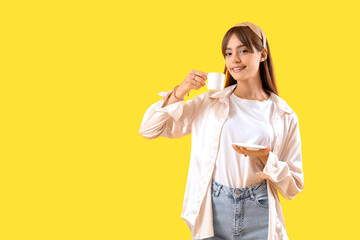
top-left (175, 70), bottom-right (208, 98)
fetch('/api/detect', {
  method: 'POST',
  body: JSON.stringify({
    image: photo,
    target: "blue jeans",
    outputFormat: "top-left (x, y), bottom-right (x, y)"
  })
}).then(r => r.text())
top-left (191, 180), bottom-right (269, 240)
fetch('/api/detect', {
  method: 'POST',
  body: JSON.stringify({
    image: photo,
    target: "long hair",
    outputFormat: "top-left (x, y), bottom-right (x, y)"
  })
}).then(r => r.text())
top-left (221, 26), bottom-right (279, 96)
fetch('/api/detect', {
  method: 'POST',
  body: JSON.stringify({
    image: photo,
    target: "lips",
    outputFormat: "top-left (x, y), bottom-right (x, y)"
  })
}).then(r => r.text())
top-left (232, 66), bottom-right (246, 72)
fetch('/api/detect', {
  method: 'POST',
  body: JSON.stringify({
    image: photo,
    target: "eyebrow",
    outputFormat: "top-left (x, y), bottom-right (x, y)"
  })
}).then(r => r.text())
top-left (226, 44), bottom-right (246, 51)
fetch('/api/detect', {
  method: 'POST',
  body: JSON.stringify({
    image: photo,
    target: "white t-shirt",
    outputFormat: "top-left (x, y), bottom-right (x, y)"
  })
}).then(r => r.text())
top-left (212, 92), bottom-right (275, 188)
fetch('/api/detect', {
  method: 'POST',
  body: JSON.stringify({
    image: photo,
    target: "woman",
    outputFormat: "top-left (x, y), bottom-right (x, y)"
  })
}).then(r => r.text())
top-left (139, 22), bottom-right (304, 240)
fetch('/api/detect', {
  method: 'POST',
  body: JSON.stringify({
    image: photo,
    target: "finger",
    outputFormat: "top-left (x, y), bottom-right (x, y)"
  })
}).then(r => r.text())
top-left (238, 146), bottom-right (248, 157)
top-left (232, 144), bottom-right (244, 154)
top-left (260, 146), bottom-right (271, 153)
top-left (231, 144), bottom-right (240, 153)
top-left (197, 78), bottom-right (206, 87)
top-left (191, 70), bottom-right (208, 80)
top-left (192, 80), bottom-right (202, 90)
top-left (192, 77), bottom-right (206, 88)
top-left (194, 75), bottom-right (206, 83)
top-left (192, 80), bottom-right (201, 90)
top-left (194, 84), bottom-right (201, 90)
top-left (239, 146), bottom-right (247, 153)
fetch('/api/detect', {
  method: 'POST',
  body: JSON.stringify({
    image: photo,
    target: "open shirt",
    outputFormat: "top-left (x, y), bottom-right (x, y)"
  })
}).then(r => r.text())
top-left (139, 84), bottom-right (304, 240)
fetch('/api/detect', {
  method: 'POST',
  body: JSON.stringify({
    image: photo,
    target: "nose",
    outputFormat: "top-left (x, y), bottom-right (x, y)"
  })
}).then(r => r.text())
top-left (232, 52), bottom-right (241, 63)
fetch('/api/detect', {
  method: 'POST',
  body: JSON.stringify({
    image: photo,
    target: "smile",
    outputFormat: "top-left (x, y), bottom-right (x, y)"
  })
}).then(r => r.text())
top-left (232, 66), bottom-right (246, 72)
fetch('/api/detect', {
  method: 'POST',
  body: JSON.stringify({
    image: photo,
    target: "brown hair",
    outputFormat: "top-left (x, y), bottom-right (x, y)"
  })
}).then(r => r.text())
top-left (221, 26), bottom-right (279, 96)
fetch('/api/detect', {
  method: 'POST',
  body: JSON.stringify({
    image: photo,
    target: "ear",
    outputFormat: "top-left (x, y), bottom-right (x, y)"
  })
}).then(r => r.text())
top-left (260, 48), bottom-right (268, 62)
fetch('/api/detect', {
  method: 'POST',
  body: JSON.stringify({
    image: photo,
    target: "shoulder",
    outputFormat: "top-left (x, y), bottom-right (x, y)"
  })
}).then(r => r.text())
top-left (271, 93), bottom-right (300, 125)
top-left (271, 93), bottom-right (295, 115)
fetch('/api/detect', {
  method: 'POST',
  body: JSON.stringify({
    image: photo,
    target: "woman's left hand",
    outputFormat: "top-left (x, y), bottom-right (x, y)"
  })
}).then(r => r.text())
top-left (232, 144), bottom-right (271, 165)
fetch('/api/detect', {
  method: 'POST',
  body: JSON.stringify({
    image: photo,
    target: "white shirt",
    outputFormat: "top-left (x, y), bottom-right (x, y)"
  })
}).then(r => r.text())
top-left (139, 84), bottom-right (304, 240)
top-left (213, 93), bottom-right (275, 188)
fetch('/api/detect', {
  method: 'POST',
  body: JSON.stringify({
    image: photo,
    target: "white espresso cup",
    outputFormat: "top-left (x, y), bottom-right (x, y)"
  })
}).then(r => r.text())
top-left (206, 72), bottom-right (225, 91)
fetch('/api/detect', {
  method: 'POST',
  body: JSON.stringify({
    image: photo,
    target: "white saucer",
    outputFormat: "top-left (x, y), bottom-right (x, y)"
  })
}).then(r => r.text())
top-left (233, 142), bottom-right (267, 151)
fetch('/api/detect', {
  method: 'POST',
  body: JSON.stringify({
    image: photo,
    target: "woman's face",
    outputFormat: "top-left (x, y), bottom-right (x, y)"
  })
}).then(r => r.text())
top-left (225, 34), bottom-right (265, 82)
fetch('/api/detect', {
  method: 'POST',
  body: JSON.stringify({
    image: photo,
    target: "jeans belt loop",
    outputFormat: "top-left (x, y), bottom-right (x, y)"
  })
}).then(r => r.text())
top-left (248, 186), bottom-right (255, 200)
top-left (215, 185), bottom-right (223, 197)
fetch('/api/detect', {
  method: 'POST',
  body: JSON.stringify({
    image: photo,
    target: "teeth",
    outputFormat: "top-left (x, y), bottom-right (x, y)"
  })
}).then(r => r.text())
top-left (234, 66), bottom-right (245, 70)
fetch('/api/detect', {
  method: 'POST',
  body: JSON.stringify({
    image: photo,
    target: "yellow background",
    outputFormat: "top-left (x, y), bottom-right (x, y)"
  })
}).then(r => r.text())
top-left (1, 0), bottom-right (359, 239)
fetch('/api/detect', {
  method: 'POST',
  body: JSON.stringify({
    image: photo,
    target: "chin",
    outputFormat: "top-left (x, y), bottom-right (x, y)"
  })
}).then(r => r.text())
top-left (232, 76), bottom-right (247, 81)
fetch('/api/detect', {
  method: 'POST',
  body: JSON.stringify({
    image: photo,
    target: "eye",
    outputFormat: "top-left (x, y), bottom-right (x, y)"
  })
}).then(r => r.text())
top-left (225, 49), bottom-right (248, 56)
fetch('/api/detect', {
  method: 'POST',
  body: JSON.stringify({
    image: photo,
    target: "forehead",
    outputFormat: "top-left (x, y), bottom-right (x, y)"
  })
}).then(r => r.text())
top-left (226, 33), bottom-right (255, 52)
top-left (228, 34), bottom-right (243, 44)
top-left (226, 34), bottom-right (245, 49)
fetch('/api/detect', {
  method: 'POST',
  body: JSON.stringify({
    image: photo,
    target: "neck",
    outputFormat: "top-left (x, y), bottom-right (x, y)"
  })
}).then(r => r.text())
top-left (232, 75), bottom-right (269, 101)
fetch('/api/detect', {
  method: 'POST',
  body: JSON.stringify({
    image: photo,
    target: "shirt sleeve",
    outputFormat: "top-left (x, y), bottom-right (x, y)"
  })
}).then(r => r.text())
top-left (139, 89), bottom-right (203, 139)
top-left (256, 113), bottom-right (304, 200)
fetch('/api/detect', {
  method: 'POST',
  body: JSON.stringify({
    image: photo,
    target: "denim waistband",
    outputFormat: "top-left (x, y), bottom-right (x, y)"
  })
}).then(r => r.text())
top-left (212, 180), bottom-right (267, 200)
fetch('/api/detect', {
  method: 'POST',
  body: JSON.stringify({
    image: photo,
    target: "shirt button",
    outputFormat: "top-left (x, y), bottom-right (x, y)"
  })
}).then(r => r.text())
top-left (235, 189), bottom-right (241, 195)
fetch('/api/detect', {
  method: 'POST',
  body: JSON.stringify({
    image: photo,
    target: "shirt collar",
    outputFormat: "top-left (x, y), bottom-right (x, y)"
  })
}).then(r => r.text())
top-left (208, 84), bottom-right (293, 115)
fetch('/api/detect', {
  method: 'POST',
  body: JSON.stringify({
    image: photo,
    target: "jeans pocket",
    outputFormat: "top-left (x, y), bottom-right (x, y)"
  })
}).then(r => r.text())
top-left (255, 192), bottom-right (269, 208)
top-left (212, 183), bottom-right (222, 198)
top-left (212, 187), bottom-right (218, 198)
